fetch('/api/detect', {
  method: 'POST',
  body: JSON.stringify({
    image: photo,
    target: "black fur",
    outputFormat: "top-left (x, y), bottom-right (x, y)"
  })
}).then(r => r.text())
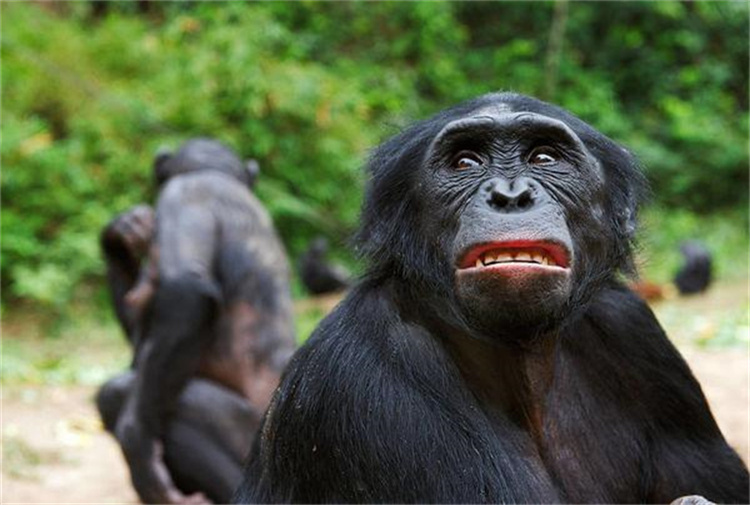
top-left (154, 138), bottom-right (260, 189)
top-left (234, 93), bottom-right (748, 503)
top-left (674, 241), bottom-right (713, 295)
top-left (298, 237), bottom-right (351, 295)
top-left (98, 139), bottom-right (294, 504)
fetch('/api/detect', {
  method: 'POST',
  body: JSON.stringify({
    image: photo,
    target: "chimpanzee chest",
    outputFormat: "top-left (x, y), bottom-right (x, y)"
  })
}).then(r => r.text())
top-left (536, 392), bottom-right (648, 502)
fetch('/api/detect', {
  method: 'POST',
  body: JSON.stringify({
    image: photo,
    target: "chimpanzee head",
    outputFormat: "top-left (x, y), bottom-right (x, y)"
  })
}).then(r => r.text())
top-left (153, 138), bottom-right (260, 189)
top-left (357, 92), bottom-right (646, 341)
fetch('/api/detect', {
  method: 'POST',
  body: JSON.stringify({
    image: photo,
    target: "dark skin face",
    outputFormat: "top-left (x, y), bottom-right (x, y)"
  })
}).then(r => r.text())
top-left (420, 110), bottom-right (608, 338)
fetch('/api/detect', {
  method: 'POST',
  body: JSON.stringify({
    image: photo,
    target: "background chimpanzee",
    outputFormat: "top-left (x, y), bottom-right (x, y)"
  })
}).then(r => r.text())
top-left (234, 93), bottom-right (749, 503)
top-left (97, 138), bottom-right (295, 504)
top-left (101, 203), bottom-right (156, 346)
top-left (298, 236), bottom-right (351, 295)
top-left (674, 240), bottom-right (713, 295)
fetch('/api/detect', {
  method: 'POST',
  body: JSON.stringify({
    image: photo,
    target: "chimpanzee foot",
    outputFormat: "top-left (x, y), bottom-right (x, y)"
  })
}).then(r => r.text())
top-left (116, 428), bottom-right (195, 504)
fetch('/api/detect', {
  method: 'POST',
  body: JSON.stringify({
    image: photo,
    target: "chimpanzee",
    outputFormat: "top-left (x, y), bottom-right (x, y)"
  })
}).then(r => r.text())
top-left (674, 240), bottom-right (713, 295)
top-left (101, 203), bottom-right (156, 347)
top-left (234, 93), bottom-right (749, 503)
top-left (298, 236), bottom-right (351, 295)
top-left (97, 138), bottom-right (295, 504)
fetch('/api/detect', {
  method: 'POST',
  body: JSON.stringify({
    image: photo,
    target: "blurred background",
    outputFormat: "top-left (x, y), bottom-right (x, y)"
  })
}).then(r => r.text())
top-left (1, 2), bottom-right (748, 502)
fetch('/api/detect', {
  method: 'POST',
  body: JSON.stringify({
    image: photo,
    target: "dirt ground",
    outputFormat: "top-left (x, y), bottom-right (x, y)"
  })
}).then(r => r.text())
top-left (2, 283), bottom-right (748, 504)
top-left (1, 385), bottom-right (138, 504)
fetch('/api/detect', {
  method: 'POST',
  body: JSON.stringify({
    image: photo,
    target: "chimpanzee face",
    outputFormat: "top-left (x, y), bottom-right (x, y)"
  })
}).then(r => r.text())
top-left (420, 106), bottom-right (607, 335)
top-left (359, 93), bottom-right (642, 340)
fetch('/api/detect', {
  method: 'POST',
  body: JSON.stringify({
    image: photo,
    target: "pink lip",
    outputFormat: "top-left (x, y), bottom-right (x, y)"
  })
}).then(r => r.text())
top-left (457, 240), bottom-right (571, 270)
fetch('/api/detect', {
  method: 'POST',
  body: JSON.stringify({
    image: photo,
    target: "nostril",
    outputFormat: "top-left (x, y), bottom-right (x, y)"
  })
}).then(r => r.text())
top-left (487, 187), bottom-right (535, 212)
top-left (517, 191), bottom-right (533, 209)
top-left (484, 178), bottom-right (539, 212)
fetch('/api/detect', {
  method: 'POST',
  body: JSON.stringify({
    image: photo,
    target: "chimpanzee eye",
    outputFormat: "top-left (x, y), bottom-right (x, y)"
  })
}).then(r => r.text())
top-left (529, 147), bottom-right (559, 166)
top-left (453, 151), bottom-right (483, 170)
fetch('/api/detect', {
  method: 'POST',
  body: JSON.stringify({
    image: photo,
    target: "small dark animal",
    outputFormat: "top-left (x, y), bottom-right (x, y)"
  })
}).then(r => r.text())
top-left (674, 241), bottom-right (713, 295)
top-left (234, 93), bottom-right (748, 504)
top-left (98, 139), bottom-right (295, 504)
top-left (298, 236), bottom-right (351, 295)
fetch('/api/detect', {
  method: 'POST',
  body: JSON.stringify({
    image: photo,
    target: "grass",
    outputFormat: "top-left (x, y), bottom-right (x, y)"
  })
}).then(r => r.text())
top-left (1, 305), bottom-right (130, 386)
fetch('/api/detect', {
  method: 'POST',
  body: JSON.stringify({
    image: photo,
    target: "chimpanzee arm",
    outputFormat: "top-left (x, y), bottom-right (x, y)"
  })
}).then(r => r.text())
top-left (115, 199), bottom-right (220, 504)
top-left (642, 322), bottom-right (750, 505)
top-left (623, 291), bottom-right (749, 504)
top-left (650, 435), bottom-right (749, 504)
top-left (101, 205), bottom-right (154, 341)
top-left (587, 286), bottom-right (749, 504)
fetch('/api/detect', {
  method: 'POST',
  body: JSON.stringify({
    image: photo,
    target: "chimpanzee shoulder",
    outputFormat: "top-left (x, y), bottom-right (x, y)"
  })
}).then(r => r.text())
top-left (552, 283), bottom-right (748, 502)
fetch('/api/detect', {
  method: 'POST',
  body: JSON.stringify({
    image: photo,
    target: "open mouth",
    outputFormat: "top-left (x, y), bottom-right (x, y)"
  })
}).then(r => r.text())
top-left (458, 241), bottom-right (571, 270)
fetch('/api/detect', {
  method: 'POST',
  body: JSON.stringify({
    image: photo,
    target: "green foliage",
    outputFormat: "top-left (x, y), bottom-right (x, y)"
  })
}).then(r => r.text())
top-left (1, 2), bottom-right (747, 315)
top-left (0, 306), bottom-right (130, 385)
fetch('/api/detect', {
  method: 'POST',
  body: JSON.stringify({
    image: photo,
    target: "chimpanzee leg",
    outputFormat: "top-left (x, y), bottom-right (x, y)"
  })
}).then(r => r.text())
top-left (164, 421), bottom-right (243, 503)
top-left (95, 372), bottom-right (260, 501)
top-left (161, 377), bottom-right (262, 464)
top-left (96, 371), bottom-right (136, 432)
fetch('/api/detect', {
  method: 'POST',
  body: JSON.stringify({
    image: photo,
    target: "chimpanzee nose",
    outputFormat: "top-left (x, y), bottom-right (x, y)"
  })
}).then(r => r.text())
top-left (484, 177), bottom-right (537, 213)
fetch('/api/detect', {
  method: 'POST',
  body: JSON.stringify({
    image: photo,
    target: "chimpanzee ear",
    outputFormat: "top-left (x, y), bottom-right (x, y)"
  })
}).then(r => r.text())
top-left (245, 159), bottom-right (260, 188)
top-left (610, 145), bottom-right (644, 243)
top-left (153, 147), bottom-right (173, 186)
top-left (621, 194), bottom-right (638, 240)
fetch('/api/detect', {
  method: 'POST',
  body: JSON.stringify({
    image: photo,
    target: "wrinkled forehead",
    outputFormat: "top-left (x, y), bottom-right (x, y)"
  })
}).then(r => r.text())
top-left (430, 104), bottom-right (585, 152)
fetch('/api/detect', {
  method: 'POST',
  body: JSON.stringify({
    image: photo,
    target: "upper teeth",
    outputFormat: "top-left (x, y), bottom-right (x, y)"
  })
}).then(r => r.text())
top-left (474, 249), bottom-right (559, 268)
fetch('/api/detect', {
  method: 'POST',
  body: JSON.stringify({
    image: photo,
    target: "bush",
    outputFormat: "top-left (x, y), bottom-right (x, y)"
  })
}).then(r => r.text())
top-left (1, 2), bottom-right (747, 315)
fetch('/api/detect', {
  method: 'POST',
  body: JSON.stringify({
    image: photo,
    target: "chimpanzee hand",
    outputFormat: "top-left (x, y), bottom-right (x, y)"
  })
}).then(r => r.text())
top-left (102, 205), bottom-right (155, 262)
top-left (115, 415), bottom-right (211, 504)
top-left (670, 496), bottom-right (714, 505)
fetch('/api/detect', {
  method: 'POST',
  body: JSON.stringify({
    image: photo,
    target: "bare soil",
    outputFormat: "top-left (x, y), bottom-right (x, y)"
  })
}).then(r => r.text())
top-left (2, 283), bottom-right (748, 504)
top-left (1, 385), bottom-right (138, 503)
